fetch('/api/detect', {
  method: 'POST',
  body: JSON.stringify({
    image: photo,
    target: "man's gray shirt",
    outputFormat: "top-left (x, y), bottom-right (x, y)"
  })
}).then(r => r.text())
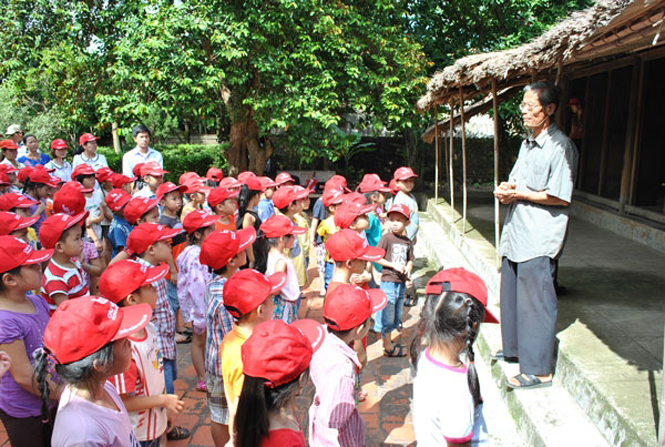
top-left (499, 124), bottom-right (579, 263)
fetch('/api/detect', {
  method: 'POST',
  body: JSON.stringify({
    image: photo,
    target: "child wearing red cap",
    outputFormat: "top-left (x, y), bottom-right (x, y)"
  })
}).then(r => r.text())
top-left (135, 161), bottom-right (167, 199)
top-left (392, 166), bottom-right (419, 242)
top-left (24, 166), bottom-right (58, 234)
top-left (181, 178), bottom-right (209, 220)
top-left (34, 296), bottom-right (151, 447)
top-left (39, 212), bottom-right (91, 311)
top-left (73, 164), bottom-right (109, 253)
top-left (102, 260), bottom-right (188, 445)
top-left (309, 284), bottom-right (387, 447)
top-left (124, 196), bottom-right (161, 226)
top-left (0, 192), bottom-right (40, 248)
top-left (316, 185), bottom-right (344, 291)
top-left (107, 188), bottom-right (134, 257)
top-left (200, 228), bottom-right (256, 447)
top-left (375, 204), bottom-right (414, 357)
top-left (261, 215), bottom-right (306, 323)
top-left (221, 269), bottom-right (286, 443)
top-left (0, 236), bottom-right (57, 447)
top-left (411, 268), bottom-right (498, 446)
top-left (236, 178), bottom-right (267, 272)
top-left (209, 187), bottom-right (238, 232)
top-left (256, 176), bottom-right (277, 222)
top-left (235, 319), bottom-right (325, 447)
top-left (177, 210), bottom-right (218, 391)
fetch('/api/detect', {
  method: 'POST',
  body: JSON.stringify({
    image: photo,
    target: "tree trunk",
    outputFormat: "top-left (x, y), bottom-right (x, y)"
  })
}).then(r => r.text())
top-left (227, 121), bottom-right (250, 175)
top-left (227, 117), bottom-right (273, 175)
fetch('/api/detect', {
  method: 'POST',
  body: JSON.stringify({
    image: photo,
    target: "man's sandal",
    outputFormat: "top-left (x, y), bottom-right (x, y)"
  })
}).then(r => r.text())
top-left (490, 349), bottom-right (519, 364)
top-left (383, 343), bottom-right (407, 357)
top-left (506, 374), bottom-right (552, 390)
top-left (166, 425), bottom-right (191, 441)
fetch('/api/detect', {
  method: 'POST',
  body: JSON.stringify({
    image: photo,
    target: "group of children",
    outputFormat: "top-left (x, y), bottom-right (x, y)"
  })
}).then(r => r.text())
top-left (0, 126), bottom-right (496, 447)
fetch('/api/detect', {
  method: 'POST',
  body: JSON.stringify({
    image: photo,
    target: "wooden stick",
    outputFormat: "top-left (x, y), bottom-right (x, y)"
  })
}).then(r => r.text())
top-left (449, 101), bottom-right (455, 221)
top-left (459, 84), bottom-right (468, 235)
top-left (492, 79), bottom-right (501, 269)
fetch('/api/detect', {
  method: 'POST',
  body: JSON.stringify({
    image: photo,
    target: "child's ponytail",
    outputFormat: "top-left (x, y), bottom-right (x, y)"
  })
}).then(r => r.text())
top-left (32, 348), bottom-right (52, 423)
top-left (464, 299), bottom-right (483, 407)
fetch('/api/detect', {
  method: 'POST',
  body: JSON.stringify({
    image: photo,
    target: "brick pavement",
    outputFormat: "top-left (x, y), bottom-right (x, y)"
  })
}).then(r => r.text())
top-left (0, 267), bottom-right (419, 447)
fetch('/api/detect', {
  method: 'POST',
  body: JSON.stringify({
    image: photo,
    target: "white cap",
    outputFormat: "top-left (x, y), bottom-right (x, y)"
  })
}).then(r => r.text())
top-left (5, 124), bottom-right (22, 135)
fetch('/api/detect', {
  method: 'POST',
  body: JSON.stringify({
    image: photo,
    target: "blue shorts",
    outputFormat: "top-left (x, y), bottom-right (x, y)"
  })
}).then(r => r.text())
top-left (378, 281), bottom-right (405, 335)
top-left (163, 358), bottom-right (177, 394)
top-left (166, 281), bottom-right (179, 313)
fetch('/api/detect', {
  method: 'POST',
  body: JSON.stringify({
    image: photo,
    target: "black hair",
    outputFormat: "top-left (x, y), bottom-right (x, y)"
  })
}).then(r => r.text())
top-left (22, 178), bottom-right (48, 195)
top-left (212, 265), bottom-right (228, 276)
top-left (116, 285), bottom-right (142, 307)
top-left (206, 179), bottom-right (218, 188)
top-left (363, 191), bottom-right (377, 204)
top-left (237, 184), bottom-right (261, 220)
top-left (410, 291), bottom-right (485, 407)
top-left (277, 205), bottom-right (290, 215)
top-left (74, 174), bottom-right (95, 185)
top-left (324, 316), bottom-right (370, 337)
top-left (188, 227), bottom-right (207, 245)
top-left (525, 82), bottom-right (561, 113)
top-left (34, 341), bottom-right (115, 422)
top-left (266, 235), bottom-right (291, 250)
top-left (132, 124), bottom-right (151, 138)
top-left (0, 266), bottom-right (22, 293)
top-left (235, 374), bottom-right (304, 447)
top-left (22, 134), bottom-right (37, 146)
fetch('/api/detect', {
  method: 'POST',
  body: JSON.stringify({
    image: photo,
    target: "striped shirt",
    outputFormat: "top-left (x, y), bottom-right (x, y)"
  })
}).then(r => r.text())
top-left (136, 257), bottom-right (176, 360)
top-left (309, 329), bottom-right (365, 447)
top-left (41, 259), bottom-right (89, 310)
top-left (205, 275), bottom-right (233, 377)
top-left (111, 324), bottom-right (168, 442)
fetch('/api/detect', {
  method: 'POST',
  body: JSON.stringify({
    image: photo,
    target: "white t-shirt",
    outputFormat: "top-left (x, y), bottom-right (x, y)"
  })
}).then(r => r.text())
top-left (266, 251), bottom-right (300, 302)
top-left (85, 189), bottom-right (104, 241)
top-left (412, 348), bottom-right (489, 446)
top-left (52, 381), bottom-right (140, 447)
top-left (111, 324), bottom-right (168, 442)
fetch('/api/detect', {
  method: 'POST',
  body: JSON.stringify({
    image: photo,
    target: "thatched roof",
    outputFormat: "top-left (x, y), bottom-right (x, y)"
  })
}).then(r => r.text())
top-left (418, 0), bottom-right (665, 110)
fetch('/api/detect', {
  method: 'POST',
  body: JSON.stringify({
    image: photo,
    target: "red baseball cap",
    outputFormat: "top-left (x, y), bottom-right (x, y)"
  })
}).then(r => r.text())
top-left (0, 193), bottom-right (38, 211)
top-left (156, 182), bottom-right (186, 200)
top-left (206, 167), bottom-right (224, 182)
top-left (71, 163), bottom-right (96, 180)
top-left (132, 163), bottom-right (145, 178)
top-left (110, 173), bottom-right (136, 189)
top-left (60, 180), bottom-right (93, 194)
top-left (39, 212), bottom-right (88, 249)
top-left (219, 177), bottom-right (242, 190)
top-left (326, 175), bottom-right (350, 192)
top-left (324, 284), bottom-right (387, 331)
top-left (182, 210), bottom-right (218, 234)
top-left (325, 229), bottom-right (385, 262)
top-left (343, 192), bottom-right (367, 206)
top-left (322, 187), bottom-right (345, 207)
top-left (387, 203), bottom-right (411, 220)
top-left (275, 172), bottom-right (295, 186)
top-left (140, 161), bottom-right (168, 177)
top-left (53, 187), bottom-right (86, 215)
top-left (393, 166), bottom-right (418, 181)
top-left (0, 139), bottom-right (19, 150)
top-left (99, 259), bottom-right (169, 303)
top-left (425, 268), bottom-right (498, 323)
top-left (0, 212), bottom-right (39, 235)
top-left (200, 228), bottom-right (257, 270)
top-left (242, 319), bottom-right (325, 388)
top-left (259, 176), bottom-right (278, 190)
top-left (28, 166), bottom-right (59, 187)
top-left (208, 187), bottom-right (239, 208)
top-left (124, 196), bottom-right (159, 225)
top-left (334, 202), bottom-right (374, 229)
top-left (183, 178), bottom-right (209, 194)
top-left (79, 133), bottom-right (99, 146)
top-left (357, 174), bottom-right (390, 193)
top-left (260, 215), bottom-right (307, 238)
top-left (0, 172), bottom-right (9, 186)
top-left (0, 164), bottom-right (19, 175)
top-left (389, 179), bottom-right (399, 194)
top-left (96, 167), bottom-right (114, 183)
top-left (50, 139), bottom-right (69, 151)
top-left (44, 296), bottom-right (152, 365)
top-left (237, 171), bottom-right (256, 184)
top-left (126, 222), bottom-right (183, 255)
top-left (0, 235), bottom-right (53, 274)
top-left (272, 185), bottom-right (297, 209)
top-left (292, 185), bottom-right (311, 200)
top-left (179, 171), bottom-right (200, 185)
top-left (223, 269), bottom-right (287, 320)
top-left (17, 167), bottom-right (32, 184)
top-left (105, 188), bottom-right (132, 212)
top-left (242, 175), bottom-right (263, 192)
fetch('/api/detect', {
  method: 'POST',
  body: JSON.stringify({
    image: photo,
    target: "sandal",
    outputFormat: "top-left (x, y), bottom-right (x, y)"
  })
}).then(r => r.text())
top-left (196, 380), bottom-right (207, 392)
top-left (383, 343), bottom-right (407, 358)
top-left (404, 295), bottom-right (417, 307)
top-left (506, 373), bottom-right (552, 390)
top-left (490, 349), bottom-right (519, 364)
top-left (175, 333), bottom-right (192, 344)
top-left (166, 425), bottom-right (191, 441)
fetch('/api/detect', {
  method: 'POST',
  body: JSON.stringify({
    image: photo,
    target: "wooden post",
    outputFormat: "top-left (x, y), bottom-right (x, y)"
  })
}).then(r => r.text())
top-left (492, 79), bottom-right (501, 269)
top-left (459, 84), bottom-right (468, 235)
top-left (449, 101), bottom-right (455, 221)
top-left (112, 122), bottom-right (122, 154)
top-left (443, 121), bottom-right (449, 196)
top-left (434, 106), bottom-right (440, 202)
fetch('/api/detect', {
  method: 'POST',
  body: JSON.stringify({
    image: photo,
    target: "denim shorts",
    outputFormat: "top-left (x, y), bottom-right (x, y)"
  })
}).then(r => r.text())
top-left (378, 281), bottom-right (406, 335)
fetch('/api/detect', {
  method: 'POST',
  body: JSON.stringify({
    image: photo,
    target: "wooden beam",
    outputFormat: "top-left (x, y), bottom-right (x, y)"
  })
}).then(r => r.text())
top-left (619, 60), bottom-right (641, 211)
top-left (597, 69), bottom-right (613, 196)
top-left (629, 57), bottom-right (646, 205)
top-left (449, 100), bottom-right (455, 220)
top-left (434, 105), bottom-right (439, 202)
top-left (459, 83), bottom-right (468, 235)
top-left (492, 79), bottom-right (501, 269)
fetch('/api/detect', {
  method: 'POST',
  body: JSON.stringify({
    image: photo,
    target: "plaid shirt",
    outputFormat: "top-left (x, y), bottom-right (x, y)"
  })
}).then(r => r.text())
top-left (137, 257), bottom-right (176, 360)
top-left (205, 274), bottom-right (234, 376)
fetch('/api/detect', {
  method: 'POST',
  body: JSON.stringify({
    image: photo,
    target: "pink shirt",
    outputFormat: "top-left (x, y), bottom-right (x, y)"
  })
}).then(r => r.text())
top-left (308, 329), bottom-right (364, 447)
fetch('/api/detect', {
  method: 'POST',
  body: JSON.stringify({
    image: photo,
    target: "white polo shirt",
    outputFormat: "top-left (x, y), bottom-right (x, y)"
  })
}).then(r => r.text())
top-left (122, 146), bottom-right (163, 177)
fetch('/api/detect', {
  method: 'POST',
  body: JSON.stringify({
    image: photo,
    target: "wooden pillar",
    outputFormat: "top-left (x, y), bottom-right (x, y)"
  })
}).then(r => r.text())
top-left (459, 84), bottom-right (468, 234)
top-left (443, 121), bottom-right (449, 195)
top-left (449, 101), bottom-right (455, 220)
top-left (434, 105), bottom-right (440, 202)
top-left (492, 79), bottom-right (501, 269)
top-left (112, 122), bottom-right (122, 154)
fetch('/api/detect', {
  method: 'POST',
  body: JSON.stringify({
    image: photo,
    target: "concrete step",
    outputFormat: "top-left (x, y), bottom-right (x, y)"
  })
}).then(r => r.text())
top-left (419, 211), bottom-right (612, 447)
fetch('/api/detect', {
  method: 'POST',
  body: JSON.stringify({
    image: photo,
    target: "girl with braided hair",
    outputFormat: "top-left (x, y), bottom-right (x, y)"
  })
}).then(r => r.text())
top-left (410, 268), bottom-right (499, 446)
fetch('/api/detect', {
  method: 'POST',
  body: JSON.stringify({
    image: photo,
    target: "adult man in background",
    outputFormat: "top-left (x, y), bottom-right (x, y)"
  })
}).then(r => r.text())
top-left (493, 82), bottom-right (578, 389)
top-left (122, 123), bottom-right (163, 177)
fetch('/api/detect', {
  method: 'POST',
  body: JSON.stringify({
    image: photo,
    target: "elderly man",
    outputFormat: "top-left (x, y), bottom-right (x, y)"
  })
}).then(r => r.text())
top-left (493, 82), bottom-right (578, 389)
